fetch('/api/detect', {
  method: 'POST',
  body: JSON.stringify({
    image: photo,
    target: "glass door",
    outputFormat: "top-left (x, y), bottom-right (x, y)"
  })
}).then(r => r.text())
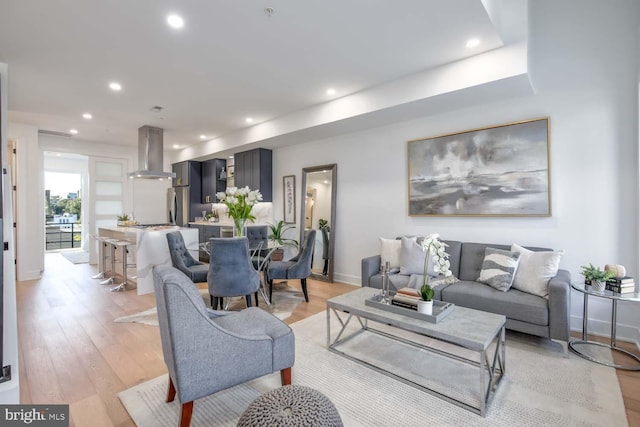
top-left (88, 157), bottom-right (129, 264)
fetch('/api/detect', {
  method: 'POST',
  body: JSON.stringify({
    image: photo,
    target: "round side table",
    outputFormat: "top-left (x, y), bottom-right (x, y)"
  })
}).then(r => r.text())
top-left (569, 283), bottom-right (640, 370)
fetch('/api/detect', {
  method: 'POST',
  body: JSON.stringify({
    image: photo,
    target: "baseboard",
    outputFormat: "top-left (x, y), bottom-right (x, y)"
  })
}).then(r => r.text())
top-left (571, 314), bottom-right (637, 344)
top-left (333, 272), bottom-right (360, 286)
top-left (17, 269), bottom-right (41, 281)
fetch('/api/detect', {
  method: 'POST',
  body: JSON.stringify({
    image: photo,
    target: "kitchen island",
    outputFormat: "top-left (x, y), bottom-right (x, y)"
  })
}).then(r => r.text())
top-left (98, 225), bottom-right (199, 295)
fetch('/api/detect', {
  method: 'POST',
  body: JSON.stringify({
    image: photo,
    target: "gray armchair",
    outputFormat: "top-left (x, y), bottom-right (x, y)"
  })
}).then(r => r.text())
top-left (153, 265), bottom-right (295, 427)
top-left (166, 231), bottom-right (208, 282)
top-left (208, 237), bottom-right (260, 309)
top-left (266, 230), bottom-right (316, 303)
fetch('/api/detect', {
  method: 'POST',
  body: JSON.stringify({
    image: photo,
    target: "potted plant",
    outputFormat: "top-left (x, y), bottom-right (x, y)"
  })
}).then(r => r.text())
top-left (268, 220), bottom-right (298, 261)
top-left (581, 263), bottom-right (614, 292)
top-left (417, 283), bottom-right (435, 314)
top-left (117, 214), bottom-right (129, 226)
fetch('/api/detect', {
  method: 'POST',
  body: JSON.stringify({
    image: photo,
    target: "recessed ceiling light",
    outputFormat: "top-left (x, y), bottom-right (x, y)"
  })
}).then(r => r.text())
top-left (109, 82), bottom-right (122, 91)
top-left (229, 155), bottom-right (234, 159)
top-left (82, 113), bottom-right (92, 119)
top-left (245, 117), bottom-right (254, 123)
top-left (173, 144), bottom-right (180, 149)
top-left (466, 38), bottom-right (480, 48)
top-left (167, 14), bottom-right (184, 29)
top-left (326, 88), bottom-right (336, 96)
top-left (69, 129), bottom-right (78, 135)
top-left (199, 134), bottom-right (207, 140)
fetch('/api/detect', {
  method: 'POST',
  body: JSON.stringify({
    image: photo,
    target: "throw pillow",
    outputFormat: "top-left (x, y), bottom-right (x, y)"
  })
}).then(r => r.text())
top-left (477, 247), bottom-right (521, 292)
top-left (379, 238), bottom-right (401, 273)
top-left (399, 236), bottom-right (436, 276)
top-left (511, 243), bottom-right (565, 298)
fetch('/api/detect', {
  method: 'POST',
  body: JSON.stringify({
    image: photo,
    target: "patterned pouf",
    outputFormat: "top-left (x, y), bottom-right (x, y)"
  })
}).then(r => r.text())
top-left (237, 385), bottom-right (343, 427)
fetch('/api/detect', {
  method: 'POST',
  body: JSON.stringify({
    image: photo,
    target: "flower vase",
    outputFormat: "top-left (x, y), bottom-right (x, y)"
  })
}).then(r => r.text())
top-left (417, 300), bottom-right (433, 315)
top-left (233, 218), bottom-right (246, 237)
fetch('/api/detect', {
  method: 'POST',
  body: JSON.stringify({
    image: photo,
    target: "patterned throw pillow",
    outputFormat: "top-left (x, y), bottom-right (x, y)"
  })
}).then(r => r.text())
top-left (477, 247), bottom-right (521, 292)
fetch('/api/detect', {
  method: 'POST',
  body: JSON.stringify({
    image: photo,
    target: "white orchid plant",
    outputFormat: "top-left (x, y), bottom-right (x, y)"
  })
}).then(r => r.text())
top-left (420, 234), bottom-right (452, 293)
top-left (215, 186), bottom-right (263, 236)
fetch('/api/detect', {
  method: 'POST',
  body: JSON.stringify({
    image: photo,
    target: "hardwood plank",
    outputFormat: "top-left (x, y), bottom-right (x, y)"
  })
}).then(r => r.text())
top-left (70, 394), bottom-right (116, 427)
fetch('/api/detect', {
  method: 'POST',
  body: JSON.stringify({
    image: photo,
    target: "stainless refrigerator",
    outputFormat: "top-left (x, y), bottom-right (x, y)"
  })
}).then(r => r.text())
top-left (168, 187), bottom-right (205, 226)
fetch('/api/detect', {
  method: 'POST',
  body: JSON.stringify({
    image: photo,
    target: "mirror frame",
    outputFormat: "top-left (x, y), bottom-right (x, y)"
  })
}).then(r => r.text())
top-left (300, 163), bottom-right (337, 282)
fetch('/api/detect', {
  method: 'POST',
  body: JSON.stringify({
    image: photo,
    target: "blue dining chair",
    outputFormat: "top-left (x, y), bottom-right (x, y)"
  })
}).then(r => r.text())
top-left (208, 237), bottom-right (261, 309)
top-left (266, 230), bottom-right (316, 303)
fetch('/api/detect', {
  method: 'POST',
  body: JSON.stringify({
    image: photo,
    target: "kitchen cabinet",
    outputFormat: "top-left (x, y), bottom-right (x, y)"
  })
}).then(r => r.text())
top-left (202, 159), bottom-right (227, 203)
top-left (234, 148), bottom-right (272, 201)
top-left (189, 223), bottom-right (222, 262)
top-left (172, 160), bottom-right (201, 187)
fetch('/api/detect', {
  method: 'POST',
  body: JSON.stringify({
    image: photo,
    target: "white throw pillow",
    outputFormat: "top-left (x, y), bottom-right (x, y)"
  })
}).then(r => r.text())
top-left (379, 238), bottom-right (401, 273)
top-left (477, 247), bottom-right (520, 292)
top-left (399, 236), bottom-right (436, 276)
top-left (511, 243), bottom-right (565, 298)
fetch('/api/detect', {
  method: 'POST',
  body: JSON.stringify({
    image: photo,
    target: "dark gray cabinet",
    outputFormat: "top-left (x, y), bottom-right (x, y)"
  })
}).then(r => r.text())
top-left (202, 159), bottom-right (227, 203)
top-left (172, 160), bottom-right (201, 187)
top-left (189, 223), bottom-right (222, 262)
top-left (234, 148), bottom-right (272, 201)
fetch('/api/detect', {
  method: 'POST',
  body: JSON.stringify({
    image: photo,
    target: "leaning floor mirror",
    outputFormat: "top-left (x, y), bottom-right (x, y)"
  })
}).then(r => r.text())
top-left (300, 164), bottom-right (337, 282)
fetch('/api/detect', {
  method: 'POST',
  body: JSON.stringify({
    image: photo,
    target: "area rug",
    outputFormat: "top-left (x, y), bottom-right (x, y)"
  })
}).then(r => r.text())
top-left (114, 283), bottom-right (304, 325)
top-left (61, 250), bottom-right (89, 264)
top-left (118, 311), bottom-right (627, 427)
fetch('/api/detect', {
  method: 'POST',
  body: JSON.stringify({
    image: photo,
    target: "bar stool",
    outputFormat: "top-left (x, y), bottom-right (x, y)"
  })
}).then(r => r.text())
top-left (100, 239), bottom-right (120, 286)
top-left (111, 240), bottom-right (136, 292)
top-left (90, 234), bottom-right (109, 280)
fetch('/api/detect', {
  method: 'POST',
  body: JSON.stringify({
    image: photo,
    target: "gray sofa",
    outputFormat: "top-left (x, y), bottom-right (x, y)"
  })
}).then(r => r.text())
top-left (361, 240), bottom-right (571, 345)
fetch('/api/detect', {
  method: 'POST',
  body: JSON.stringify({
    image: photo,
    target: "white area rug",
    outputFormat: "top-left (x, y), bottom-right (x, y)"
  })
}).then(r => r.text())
top-left (61, 250), bottom-right (89, 264)
top-left (114, 283), bottom-right (304, 325)
top-left (118, 311), bottom-right (627, 426)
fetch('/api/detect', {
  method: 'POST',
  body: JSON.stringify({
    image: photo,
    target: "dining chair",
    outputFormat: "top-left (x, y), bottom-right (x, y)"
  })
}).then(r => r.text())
top-left (208, 237), bottom-right (260, 309)
top-left (266, 230), bottom-right (316, 303)
top-left (166, 231), bottom-right (209, 283)
top-left (246, 225), bottom-right (269, 270)
top-left (153, 265), bottom-right (295, 427)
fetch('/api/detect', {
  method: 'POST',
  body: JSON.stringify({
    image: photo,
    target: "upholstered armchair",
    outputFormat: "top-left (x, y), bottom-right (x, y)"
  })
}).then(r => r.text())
top-left (153, 265), bottom-right (295, 427)
top-left (166, 231), bottom-right (208, 282)
top-left (208, 237), bottom-right (261, 309)
top-left (266, 229), bottom-right (316, 303)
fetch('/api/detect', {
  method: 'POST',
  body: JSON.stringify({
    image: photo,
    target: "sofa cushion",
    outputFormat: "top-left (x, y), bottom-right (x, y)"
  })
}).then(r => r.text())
top-left (380, 238), bottom-right (401, 273)
top-left (511, 243), bottom-right (564, 299)
top-left (477, 247), bottom-right (520, 292)
top-left (399, 236), bottom-right (436, 276)
top-left (441, 281), bottom-right (549, 326)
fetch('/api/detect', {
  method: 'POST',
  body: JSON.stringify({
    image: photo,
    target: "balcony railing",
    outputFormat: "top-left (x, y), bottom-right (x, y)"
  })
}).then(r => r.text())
top-left (45, 221), bottom-right (82, 250)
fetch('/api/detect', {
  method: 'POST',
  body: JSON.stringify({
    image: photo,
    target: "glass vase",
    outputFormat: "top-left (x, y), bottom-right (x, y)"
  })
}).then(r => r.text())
top-left (233, 218), bottom-right (246, 237)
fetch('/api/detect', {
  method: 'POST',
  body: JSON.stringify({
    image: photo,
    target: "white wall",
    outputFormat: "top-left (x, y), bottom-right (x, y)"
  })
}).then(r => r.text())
top-left (274, 0), bottom-right (640, 341)
top-left (0, 62), bottom-right (20, 403)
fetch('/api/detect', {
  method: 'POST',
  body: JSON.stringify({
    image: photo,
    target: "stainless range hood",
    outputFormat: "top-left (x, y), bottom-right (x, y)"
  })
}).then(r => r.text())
top-left (128, 125), bottom-right (176, 180)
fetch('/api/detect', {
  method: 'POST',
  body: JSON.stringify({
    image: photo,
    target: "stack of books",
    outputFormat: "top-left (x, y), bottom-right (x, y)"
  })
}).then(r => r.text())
top-left (391, 288), bottom-right (421, 310)
top-left (605, 276), bottom-right (635, 294)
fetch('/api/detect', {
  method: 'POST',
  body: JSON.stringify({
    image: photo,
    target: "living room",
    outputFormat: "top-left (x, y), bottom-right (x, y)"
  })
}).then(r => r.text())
top-left (1, 0), bottom-right (639, 425)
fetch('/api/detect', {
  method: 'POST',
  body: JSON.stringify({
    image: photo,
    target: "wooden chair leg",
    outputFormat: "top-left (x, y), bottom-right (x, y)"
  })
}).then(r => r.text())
top-left (301, 278), bottom-right (309, 302)
top-left (245, 294), bottom-right (252, 307)
top-left (280, 367), bottom-right (292, 386)
top-left (166, 377), bottom-right (176, 403)
top-left (179, 401), bottom-right (193, 427)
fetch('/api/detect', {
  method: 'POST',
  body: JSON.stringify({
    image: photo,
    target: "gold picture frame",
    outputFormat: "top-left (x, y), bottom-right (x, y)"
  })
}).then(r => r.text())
top-left (407, 117), bottom-right (551, 217)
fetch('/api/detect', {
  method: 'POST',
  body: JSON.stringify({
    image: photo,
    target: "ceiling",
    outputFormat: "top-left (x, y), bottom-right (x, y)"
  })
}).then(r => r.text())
top-left (0, 1), bottom-right (517, 152)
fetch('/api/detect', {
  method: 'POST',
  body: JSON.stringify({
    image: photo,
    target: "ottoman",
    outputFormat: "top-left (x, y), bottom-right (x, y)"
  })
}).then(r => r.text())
top-left (237, 385), bottom-right (343, 427)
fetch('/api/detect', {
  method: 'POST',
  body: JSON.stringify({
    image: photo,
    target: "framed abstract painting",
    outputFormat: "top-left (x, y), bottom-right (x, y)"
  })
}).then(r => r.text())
top-left (407, 118), bottom-right (551, 216)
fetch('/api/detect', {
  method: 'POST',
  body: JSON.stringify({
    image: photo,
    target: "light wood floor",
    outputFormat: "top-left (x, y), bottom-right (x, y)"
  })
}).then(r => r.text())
top-left (17, 253), bottom-right (640, 426)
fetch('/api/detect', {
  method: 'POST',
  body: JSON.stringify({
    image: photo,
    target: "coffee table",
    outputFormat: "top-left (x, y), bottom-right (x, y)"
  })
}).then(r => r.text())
top-left (326, 287), bottom-right (505, 416)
